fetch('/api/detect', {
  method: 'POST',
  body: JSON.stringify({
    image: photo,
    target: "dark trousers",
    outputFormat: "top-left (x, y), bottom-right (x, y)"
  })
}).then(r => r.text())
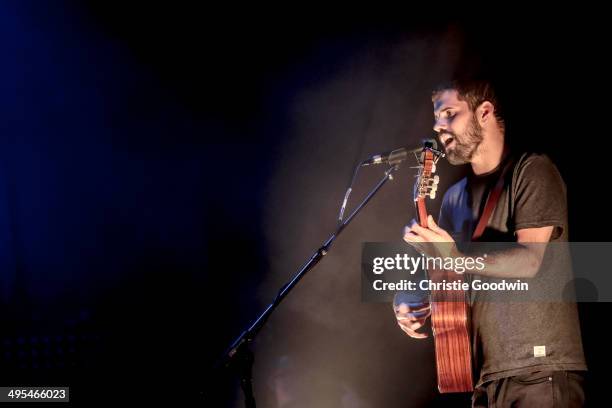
top-left (472, 370), bottom-right (585, 407)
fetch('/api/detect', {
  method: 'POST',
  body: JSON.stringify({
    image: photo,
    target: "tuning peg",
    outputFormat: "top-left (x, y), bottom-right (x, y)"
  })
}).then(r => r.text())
top-left (433, 175), bottom-right (439, 184)
top-left (431, 163), bottom-right (436, 173)
top-left (429, 191), bottom-right (436, 199)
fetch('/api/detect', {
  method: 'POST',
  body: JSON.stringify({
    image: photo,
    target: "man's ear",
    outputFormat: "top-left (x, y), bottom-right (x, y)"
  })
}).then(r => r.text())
top-left (477, 101), bottom-right (495, 125)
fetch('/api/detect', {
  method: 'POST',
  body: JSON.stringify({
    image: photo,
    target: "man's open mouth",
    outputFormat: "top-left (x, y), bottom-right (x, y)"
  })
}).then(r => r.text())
top-left (441, 135), bottom-right (454, 148)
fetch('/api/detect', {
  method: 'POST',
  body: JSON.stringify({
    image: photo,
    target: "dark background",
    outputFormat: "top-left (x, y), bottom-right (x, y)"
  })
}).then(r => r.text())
top-left (0, 2), bottom-right (609, 406)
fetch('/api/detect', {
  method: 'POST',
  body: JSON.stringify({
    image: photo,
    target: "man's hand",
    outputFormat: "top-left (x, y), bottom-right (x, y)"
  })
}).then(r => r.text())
top-left (394, 301), bottom-right (431, 339)
top-left (403, 215), bottom-right (457, 258)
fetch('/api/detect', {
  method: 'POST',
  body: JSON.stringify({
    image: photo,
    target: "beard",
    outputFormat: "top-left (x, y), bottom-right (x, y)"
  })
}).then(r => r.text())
top-left (443, 114), bottom-right (484, 165)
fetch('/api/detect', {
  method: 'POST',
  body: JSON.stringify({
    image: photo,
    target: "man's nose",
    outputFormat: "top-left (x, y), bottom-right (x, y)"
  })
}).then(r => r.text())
top-left (433, 119), bottom-right (446, 134)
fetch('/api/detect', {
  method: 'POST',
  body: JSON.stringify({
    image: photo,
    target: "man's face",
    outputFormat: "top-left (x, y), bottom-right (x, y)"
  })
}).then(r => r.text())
top-left (432, 89), bottom-right (483, 165)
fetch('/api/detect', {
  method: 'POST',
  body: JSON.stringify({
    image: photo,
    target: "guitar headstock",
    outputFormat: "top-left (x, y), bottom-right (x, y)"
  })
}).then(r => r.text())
top-left (413, 139), bottom-right (445, 227)
top-left (414, 140), bottom-right (444, 200)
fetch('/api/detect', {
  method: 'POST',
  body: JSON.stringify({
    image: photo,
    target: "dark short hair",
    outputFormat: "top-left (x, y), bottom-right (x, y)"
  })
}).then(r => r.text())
top-left (432, 79), bottom-right (505, 130)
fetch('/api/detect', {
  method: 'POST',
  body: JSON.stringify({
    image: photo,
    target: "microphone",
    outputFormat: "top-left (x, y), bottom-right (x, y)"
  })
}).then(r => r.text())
top-left (361, 139), bottom-right (439, 166)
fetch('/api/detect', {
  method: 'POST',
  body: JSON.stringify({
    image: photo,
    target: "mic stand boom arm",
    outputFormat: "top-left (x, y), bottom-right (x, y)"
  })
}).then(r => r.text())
top-left (217, 164), bottom-right (401, 408)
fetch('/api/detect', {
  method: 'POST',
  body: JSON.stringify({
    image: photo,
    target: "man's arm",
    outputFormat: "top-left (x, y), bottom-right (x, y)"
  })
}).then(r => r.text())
top-left (405, 216), bottom-right (553, 279)
top-left (465, 225), bottom-right (553, 279)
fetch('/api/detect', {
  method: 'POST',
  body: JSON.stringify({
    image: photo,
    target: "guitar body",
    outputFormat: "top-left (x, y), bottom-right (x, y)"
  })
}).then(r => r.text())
top-left (415, 146), bottom-right (473, 393)
top-left (429, 269), bottom-right (473, 393)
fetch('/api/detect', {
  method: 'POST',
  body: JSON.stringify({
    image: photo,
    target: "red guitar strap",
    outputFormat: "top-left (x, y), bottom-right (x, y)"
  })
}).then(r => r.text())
top-left (472, 157), bottom-right (514, 241)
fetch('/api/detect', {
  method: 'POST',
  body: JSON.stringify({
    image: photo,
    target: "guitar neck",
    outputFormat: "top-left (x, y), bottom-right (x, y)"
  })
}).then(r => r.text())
top-left (416, 197), bottom-right (429, 228)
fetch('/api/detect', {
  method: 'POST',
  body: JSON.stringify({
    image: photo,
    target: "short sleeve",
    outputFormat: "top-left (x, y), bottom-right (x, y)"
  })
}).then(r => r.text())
top-left (513, 154), bottom-right (567, 239)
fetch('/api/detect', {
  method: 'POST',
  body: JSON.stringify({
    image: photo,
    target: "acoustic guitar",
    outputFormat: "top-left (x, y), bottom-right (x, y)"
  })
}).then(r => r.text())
top-left (413, 141), bottom-right (473, 393)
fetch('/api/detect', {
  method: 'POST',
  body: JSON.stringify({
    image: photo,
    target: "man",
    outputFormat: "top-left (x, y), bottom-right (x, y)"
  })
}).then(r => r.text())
top-left (395, 79), bottom-right (587, 406)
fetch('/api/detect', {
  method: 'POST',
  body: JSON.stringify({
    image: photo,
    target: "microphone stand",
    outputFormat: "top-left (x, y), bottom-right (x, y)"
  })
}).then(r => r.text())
top-left (217, 164), bottom-right (401, 408)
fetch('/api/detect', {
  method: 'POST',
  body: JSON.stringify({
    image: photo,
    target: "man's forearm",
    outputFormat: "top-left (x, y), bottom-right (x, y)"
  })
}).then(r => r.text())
top-left (455, 244), bottom-right (545, 279)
